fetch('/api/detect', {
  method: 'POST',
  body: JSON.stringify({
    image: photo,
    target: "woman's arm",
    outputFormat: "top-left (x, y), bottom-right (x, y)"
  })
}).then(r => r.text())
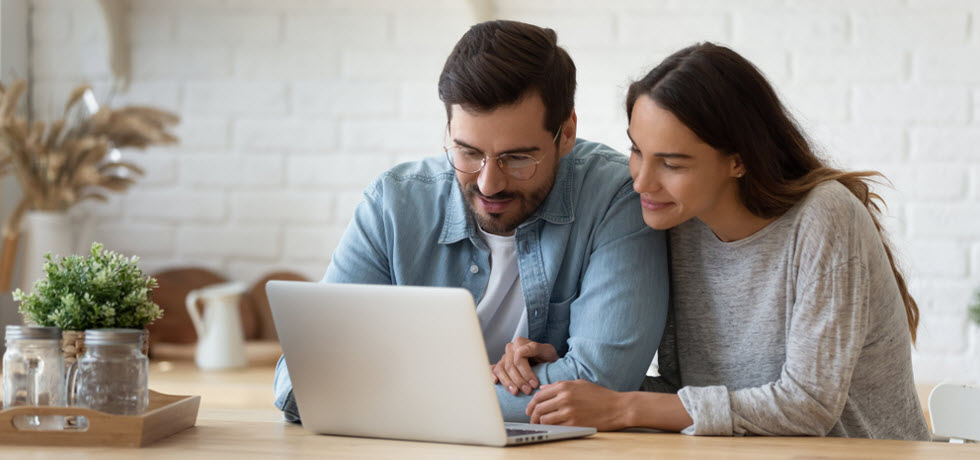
top-left (525, 380), bottom-right (693, 432)
top-left (527, 257), bottom-right (873, 435)
top-left (624, 391), bottom-right (694, 431)
top-left (677, 253), bottom-right (874, 436)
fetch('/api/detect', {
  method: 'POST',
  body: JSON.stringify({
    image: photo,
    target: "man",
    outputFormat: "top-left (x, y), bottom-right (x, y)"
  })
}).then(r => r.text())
top-left (274, 20), bottom-right (668, 423)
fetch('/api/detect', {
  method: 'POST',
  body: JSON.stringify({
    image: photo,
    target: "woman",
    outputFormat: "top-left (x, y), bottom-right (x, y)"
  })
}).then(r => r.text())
top-left (522, 43), bottom-right (931, 440)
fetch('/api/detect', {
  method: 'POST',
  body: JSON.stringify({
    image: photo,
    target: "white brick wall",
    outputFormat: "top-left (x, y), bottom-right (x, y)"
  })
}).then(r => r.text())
top-left (178, 154), bottom-right (283, 187)
top-left (794, 50), bottom-right (907, 83)
top-left (26, 0), bottom-right (980, 383)
top-left (853, 86), bottom-right (970, 124)
top-left (734, 12), bottom-right (849, 47)
top-left (179, 225), bottom-right (281, 259)
top-left (183, 82), bottom-right (289, 117)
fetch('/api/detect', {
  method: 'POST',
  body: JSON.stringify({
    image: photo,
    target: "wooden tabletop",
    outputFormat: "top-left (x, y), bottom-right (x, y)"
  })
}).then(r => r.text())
top-left (0, 360), bottom-right (977, 459)
top-left (3, 415), bottom-right (979, 459)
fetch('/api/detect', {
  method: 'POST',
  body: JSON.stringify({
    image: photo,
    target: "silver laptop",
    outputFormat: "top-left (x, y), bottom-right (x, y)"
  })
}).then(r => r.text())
top-left (266, 281), bottom-right (597, 447)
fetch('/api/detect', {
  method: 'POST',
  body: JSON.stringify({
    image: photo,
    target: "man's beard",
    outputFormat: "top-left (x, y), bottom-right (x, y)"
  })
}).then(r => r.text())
top-left (459, 163), bottom-right (558, 235)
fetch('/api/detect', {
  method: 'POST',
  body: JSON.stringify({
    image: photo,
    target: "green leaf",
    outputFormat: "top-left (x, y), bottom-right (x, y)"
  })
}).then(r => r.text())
top-left (13, 242), bottom-right (164, 330)
top-left (969, 287), bottom-right (980, 326)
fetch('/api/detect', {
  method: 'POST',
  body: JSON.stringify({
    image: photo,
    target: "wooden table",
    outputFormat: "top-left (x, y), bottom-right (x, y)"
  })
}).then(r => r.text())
top-left (1, 361), bottom-right (977, 459)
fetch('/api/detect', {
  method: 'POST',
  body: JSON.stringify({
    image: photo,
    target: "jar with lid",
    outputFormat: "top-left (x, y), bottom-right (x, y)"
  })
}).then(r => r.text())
top-left (67, 328), bottom-right (148, 415)
top-left (2, 325), bottom-right (66, 428)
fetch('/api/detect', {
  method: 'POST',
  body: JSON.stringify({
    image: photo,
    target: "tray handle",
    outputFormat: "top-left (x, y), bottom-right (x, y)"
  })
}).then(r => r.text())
top-left (0, 405), bottom-right (121, 432)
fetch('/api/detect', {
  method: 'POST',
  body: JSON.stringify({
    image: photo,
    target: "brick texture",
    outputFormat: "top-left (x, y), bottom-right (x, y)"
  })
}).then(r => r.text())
top-left (25, 0), bottom-right (980, 383)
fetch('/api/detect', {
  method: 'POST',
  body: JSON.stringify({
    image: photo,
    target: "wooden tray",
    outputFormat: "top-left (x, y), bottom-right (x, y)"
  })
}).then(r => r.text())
top-left (0, 390), bottom-right (200, 447)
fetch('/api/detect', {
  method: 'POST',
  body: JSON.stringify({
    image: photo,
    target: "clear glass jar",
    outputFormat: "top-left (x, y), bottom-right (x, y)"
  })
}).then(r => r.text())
top-left (68, 329), bottom-right (148, 415)
top-left (2, 325), bottom-right (66, 428)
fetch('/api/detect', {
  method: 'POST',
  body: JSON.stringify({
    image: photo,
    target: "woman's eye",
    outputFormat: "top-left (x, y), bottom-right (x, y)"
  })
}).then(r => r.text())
top-left (629, 146), bottom-right (641, 156)
top-left (663, 163), bottom-right (680, 170)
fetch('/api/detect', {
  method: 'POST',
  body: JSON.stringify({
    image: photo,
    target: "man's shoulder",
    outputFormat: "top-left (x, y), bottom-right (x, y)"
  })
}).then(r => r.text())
top-left (567, 138), bottom-right (630, 169)
top-left (378, 155), bottom-right (456, 184)
top-left (356, 156), bottom-right (458, 228)
top-left (564, 138), bottom-right (635, 202)
top-left (365, 156), bottom-right (456, 198)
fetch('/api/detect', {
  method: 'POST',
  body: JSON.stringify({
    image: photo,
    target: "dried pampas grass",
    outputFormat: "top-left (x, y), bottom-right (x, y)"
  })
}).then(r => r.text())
top-left (0, 80), bottom-right (179, 290)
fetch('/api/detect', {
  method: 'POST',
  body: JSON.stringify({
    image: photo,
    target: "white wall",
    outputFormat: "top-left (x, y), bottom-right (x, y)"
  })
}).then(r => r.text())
top-left (0, 0), bottom-right (30, 353)
top-left (26, 0), bottom-right (980, 382)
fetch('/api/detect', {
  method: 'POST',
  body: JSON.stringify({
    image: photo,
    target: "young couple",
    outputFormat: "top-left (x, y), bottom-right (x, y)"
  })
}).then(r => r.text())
top-left (274, 20), bottom-right (930, 441)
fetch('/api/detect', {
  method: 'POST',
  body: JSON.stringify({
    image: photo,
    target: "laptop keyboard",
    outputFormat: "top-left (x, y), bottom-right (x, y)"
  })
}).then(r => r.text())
top-left (506, 428), bottom-right (548, 436)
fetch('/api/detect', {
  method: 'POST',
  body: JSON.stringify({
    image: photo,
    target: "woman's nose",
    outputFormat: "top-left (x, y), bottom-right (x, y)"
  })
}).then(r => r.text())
top-left (633, 164), bottom-right (660, 194)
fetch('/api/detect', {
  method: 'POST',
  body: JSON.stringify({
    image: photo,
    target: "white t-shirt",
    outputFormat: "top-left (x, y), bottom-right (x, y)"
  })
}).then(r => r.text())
top-left (476, 228), bottom-right (529, 363)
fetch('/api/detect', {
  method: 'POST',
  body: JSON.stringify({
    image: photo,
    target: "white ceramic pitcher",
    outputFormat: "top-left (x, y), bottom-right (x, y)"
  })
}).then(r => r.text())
top-left (186, 281), bottom-right (248, 370)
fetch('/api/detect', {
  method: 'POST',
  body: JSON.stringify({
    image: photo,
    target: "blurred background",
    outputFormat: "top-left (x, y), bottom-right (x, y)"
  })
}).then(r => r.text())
top-left (1, 0), bottom-right (978, 382)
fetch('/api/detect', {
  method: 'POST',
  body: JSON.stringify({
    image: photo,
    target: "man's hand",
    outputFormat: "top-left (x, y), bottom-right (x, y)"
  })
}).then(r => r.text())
top-left (491, 337), bottom-right (559, 396)
top-left (525, 379), bottom-right (629, 431)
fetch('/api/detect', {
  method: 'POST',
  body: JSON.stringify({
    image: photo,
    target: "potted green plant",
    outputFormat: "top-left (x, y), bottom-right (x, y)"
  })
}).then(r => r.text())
top-left (12, 242), bottom-right (163, 364)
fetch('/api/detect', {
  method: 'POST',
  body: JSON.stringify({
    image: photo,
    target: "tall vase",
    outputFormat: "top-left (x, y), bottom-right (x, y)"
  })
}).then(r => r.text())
top-left (20, 211), bottom-right (76, 292)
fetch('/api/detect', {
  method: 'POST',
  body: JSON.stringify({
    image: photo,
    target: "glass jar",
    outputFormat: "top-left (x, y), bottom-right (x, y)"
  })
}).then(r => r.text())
top-left (2, 325), bottom-right (66, 428)
top-left (67, 329), bottom-right (148, 415)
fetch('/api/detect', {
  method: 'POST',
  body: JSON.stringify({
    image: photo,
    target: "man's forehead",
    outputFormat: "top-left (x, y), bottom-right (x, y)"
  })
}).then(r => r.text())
top-left (449, 100), bottom-right (547, 133)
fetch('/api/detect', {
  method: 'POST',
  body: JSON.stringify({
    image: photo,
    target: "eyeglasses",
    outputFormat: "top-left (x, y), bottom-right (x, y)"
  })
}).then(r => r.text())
top-left (444, 127), bottom-right (562, 180)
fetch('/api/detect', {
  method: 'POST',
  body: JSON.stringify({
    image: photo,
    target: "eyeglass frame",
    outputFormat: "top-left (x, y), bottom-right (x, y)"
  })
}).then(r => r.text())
top-left (443, 125), bottom-right (563, 181)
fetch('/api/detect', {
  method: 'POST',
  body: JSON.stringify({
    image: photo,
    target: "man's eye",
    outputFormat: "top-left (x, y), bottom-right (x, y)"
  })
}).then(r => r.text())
top-left (459, 149), bottom-right (483, 158)
top-left (502, 155), bottom-right (537, 169)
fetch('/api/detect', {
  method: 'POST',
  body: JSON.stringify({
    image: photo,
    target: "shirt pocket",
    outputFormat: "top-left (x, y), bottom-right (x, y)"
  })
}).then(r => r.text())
top-left (546, 296), bottom-right (574, 356)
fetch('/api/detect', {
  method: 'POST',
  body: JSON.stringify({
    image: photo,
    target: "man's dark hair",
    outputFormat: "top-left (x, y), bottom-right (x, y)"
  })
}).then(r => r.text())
top-left (438, 20), bottom-right (576, 136)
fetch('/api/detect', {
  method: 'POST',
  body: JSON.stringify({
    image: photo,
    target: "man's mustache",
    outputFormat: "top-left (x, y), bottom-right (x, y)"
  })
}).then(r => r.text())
top-left (465, 185), bottom-right (519, 201)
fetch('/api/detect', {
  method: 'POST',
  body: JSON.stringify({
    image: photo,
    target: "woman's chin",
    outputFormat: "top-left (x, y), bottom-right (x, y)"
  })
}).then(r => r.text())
top-left (641, 212), bottom-right (687, 231)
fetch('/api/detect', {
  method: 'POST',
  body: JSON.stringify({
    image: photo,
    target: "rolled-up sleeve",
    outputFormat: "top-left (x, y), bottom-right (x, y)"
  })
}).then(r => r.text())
top-left (273, 355), bottom-right (301, 423)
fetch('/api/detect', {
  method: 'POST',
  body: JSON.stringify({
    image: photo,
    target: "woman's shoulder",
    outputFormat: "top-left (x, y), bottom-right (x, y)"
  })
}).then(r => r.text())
top-left (789, 180), bottom-right (885, 267)
top-left (790, 180), bottom-right (873, 234)
top-left (798, 180), bottom-right (866, 217)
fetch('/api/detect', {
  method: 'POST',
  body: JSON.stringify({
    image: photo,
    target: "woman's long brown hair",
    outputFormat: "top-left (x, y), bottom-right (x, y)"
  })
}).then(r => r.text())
top-left (627, 42), bottom-right (919, 343)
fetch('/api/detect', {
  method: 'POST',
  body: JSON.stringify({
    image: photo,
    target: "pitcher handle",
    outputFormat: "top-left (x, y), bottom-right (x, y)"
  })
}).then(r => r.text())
top-left (186, 289), bottom-right (206, 339)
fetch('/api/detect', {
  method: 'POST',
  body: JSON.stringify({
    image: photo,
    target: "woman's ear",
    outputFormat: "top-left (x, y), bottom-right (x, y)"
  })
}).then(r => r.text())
top-left (730, 153), bottom-right (746, 178)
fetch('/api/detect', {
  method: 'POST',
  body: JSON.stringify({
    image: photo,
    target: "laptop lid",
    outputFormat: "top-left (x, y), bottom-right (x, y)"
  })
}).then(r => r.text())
top-left (267, 281), bottom-right (512, 446)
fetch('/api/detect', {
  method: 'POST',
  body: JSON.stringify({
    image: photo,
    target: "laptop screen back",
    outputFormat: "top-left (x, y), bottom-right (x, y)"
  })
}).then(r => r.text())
top-left (267, 281), bottom-right (510, 446)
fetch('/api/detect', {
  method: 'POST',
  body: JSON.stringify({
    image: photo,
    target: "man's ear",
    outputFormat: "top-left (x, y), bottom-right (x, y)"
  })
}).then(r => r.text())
top-left (558, 110), bottom-right (577, 157)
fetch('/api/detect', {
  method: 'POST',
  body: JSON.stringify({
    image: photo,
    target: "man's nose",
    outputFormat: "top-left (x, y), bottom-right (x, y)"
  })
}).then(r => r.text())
top-left (477, 159), bottom-right (509, 197)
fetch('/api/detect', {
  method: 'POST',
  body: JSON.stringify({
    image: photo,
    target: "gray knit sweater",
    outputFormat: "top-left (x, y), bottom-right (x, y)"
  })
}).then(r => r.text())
top-left (642, 181), bottom-right (930, 440)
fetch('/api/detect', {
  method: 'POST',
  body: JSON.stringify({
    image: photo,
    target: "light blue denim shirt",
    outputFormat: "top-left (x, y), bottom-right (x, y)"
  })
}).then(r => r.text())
top-left (274, 138), bottom-right (668, 422)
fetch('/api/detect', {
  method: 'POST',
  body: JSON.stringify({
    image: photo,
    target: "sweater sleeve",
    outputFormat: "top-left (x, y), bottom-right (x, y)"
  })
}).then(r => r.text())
top-left (678, 257), bottom-right (871, 436)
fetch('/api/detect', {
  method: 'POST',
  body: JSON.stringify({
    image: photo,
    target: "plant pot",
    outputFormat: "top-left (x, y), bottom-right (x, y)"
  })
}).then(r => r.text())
top-left (18, 210), bottom-right (96, 292)
top-left (62, 328), bottom-right (151, 367)
top-left (20, 211), bottom-right (75, 292)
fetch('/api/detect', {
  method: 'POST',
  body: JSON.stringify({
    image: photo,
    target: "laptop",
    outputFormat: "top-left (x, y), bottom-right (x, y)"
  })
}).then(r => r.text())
top-left (266, 281), bottom-right (597, 447)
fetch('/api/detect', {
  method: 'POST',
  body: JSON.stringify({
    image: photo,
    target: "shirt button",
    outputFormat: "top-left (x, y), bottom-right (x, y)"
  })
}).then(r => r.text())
top-left (469, 265), bottom-right (479, 274)
top-left (533, 310), bottom-right (539, 318)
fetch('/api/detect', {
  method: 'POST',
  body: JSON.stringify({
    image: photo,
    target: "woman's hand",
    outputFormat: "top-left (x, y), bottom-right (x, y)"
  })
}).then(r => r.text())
top-left (491, 337), bottom-right (559, 395)
top-left (525, 379), bottom-right (630, 431)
